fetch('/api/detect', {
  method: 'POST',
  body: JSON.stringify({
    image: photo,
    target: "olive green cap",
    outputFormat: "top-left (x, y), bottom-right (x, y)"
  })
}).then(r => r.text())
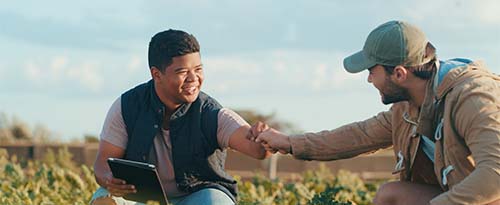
top-left (343, 20), bottom-right (433, 73)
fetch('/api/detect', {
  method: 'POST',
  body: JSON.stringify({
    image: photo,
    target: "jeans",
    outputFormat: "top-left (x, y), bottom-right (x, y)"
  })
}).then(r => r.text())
top-left (90, 187), bottom-right (234, 205)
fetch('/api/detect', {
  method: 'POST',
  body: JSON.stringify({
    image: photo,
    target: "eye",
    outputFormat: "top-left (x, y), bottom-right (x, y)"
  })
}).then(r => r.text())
top-left (367, 65), bottom-right (376, 74)
top-left (176, 70), bottom-right (188, 75)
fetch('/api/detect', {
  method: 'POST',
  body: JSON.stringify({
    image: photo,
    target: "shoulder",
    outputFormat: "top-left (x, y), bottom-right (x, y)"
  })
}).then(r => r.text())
top-left (442, 63), bottom-right (500, 116)
top-left (198, 91), bottom-right (222, 108)
top-left (121, 80), bottom-right (154, 112)
top-left (109, 96), bottom-right (122, 114)
top-left (447, 67), bottom-right (499, 99)
top-left (218, 108), bottom-right (245, 122)
top-left (440, 60), bottom-right (498, 93)
top-left (102, 96), bottom-right (124, 124)
top-left (122, 80), bottom-right (152, 101)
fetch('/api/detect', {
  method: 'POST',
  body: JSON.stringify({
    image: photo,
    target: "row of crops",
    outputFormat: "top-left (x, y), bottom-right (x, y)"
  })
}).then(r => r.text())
top-left (0, 149), bottom-right (382, 205)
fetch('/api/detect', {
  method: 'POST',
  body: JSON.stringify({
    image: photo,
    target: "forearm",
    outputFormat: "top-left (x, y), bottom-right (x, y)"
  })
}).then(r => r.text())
top-left (247, 142), bottom-right (272, 159)
top-left (228, 125), bottom-right (272, 160)
top-left (291, 129), bottom-right (390, 161)
top-left (290, 114), bottom-right (392, 161)
top-left (93, 140), bottom-right (126, 188)
top-left (240, 129), bottom-right (272, 159)
top-left (94, 156), bottom-right (112, 187)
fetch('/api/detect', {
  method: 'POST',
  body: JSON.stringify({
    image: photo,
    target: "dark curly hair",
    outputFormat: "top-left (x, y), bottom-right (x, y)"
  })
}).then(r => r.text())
top-left (148, 29), bottom-right (200, 72)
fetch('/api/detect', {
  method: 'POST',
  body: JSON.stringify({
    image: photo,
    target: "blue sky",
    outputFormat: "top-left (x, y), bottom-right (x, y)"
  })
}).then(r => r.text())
top-left (1, 0), bottom-right (499, 140)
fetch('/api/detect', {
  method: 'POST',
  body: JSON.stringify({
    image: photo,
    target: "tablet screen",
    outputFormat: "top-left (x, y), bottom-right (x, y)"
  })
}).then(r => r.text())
top-left (107, 158), bottom-right (168, 205)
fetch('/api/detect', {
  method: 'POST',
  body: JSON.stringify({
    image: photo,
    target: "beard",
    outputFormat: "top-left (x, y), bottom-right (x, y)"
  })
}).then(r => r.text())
top-left (381, 77), bottom-right (410, 105)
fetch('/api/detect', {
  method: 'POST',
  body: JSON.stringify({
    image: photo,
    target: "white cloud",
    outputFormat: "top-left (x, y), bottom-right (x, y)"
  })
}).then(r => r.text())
top-left (330, 66), bottom-right (364, 89)
top-left (21, 56), bottom-right (104, 93)
top-left (127, 55), bottom-right (142, 73)
top-left (402, 0), bottom-right (500, 27)
top-left (48, 56), bottom-right (68, 81)
top-left (310, 61), bottom-right (365, 91)
top-left (203, 49), bottom-right (364, 95)
top-left (50, 56), bottom-right (67, 76)
top-left (311, 64), bottom-right (327, 90)
top-left (24, 56), bottom-right (68, 84)
top-left (272, 61), bottom-right (287, 74)
top-left (66, 61), bottom-right (103, 92)
top-left (204, 56), bottom-right (263, 74)
top-left (24, 61), bottom-right (42, 82)
top-left (474, 0), bottom-right (500, 24)
top-left (209, 83), bottom-right (229, 93)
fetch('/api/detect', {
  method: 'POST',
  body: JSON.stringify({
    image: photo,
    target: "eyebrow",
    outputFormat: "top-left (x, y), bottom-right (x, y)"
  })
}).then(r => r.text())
top-left (367, 65), bottom-right (377, 71)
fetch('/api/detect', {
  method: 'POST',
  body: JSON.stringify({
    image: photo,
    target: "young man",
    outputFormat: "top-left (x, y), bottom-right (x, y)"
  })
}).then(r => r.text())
top-left (252, 21), bottom-right (500, 205)
top-left (91, 29), bottom-right (270, 205)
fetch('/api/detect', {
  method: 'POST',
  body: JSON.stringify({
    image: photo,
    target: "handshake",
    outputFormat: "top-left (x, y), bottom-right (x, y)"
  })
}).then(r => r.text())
top-left (246, 122), bottom-right (292, 154)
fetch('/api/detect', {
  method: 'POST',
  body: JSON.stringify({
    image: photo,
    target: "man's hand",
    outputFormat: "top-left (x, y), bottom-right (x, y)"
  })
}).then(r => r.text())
top-left (94, 140), bottom-right (136, 197)
top-left (95, 171), bottom-right (136, 197)
top-left (255, 128), bottom-right (292, 154)
top-left (247, 121), bottom-right (269, 141)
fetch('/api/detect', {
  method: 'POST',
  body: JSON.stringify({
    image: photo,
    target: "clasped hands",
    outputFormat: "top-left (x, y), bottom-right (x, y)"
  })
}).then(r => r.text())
top-left (246, 121), bottom-right (292, 154)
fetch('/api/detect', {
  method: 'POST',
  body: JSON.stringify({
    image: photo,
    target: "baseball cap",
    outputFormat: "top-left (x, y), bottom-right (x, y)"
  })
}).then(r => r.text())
top-left (343, 20), bottom-right (433, 73)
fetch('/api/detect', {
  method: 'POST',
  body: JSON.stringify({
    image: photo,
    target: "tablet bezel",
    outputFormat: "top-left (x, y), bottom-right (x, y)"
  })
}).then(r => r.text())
top-left (107, 158), bottom-right (168, 205)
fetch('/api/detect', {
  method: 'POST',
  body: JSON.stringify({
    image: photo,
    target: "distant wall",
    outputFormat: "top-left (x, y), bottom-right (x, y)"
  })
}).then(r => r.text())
top-left (225, 149), bottom-right (396, 180)
top-left (0, 143), bottom-right (396, 180)
top-left (0, 143), bottom-right (98, 166)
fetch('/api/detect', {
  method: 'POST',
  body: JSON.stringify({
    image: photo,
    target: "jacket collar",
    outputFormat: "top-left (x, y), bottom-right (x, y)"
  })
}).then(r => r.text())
top-left (149, 79), bottom-right (165, 115)
top-left (416, 59), bottom-right (489, 137)
top-left (434, 60), bottom-right (491, 100)
top-left (415, 67), bottom-right (438, 138)
top-left (148, 79), bottom-right (193, 121)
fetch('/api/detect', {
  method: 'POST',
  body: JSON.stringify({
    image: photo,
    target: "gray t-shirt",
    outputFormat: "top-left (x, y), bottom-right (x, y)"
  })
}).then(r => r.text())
top-left (100, 97), bottom-right (248, 197)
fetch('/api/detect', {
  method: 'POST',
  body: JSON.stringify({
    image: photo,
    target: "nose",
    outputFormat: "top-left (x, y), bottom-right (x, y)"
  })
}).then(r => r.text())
top-left (367, 73), bottom-right (372, 83)
top-left (186, 70), bottom-right (197, 82)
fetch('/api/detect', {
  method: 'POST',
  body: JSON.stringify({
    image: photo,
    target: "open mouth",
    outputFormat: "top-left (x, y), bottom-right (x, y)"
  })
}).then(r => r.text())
top-left (182, 86), bottom-right (198, 95)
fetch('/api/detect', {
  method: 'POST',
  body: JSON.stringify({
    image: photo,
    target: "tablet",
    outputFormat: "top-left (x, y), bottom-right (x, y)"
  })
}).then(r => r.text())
top-left (107, 158), bottom-right (168, 205)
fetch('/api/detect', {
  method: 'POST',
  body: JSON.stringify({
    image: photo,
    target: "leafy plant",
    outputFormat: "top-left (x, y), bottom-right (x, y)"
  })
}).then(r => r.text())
top-left (237, 165), bottom-right (380, 205)
top-left (0, 151), bottom-right (381, 205)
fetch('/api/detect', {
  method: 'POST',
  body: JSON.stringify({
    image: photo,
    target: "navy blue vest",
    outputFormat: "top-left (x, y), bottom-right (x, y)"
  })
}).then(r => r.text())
top-left (121, 80), bottom-right (237, 201)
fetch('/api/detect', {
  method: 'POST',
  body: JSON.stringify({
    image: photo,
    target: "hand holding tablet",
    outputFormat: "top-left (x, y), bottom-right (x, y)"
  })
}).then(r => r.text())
top-left (107, 158), bottom-right (168, 205)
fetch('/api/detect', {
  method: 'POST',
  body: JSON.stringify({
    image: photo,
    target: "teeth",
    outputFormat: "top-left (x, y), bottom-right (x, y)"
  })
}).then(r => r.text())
top-left (183, 86), bottom-right (196, 93)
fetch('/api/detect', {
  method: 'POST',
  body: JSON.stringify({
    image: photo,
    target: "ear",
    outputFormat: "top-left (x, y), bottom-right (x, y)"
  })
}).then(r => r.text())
top-left (392, 65), bottom-right (408, 82)
top-left (150, 66), bottom-right (162, 81)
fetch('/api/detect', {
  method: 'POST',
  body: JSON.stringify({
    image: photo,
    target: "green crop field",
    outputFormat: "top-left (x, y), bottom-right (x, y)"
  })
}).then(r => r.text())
top-left (0, 149), bottom-right (383, 205)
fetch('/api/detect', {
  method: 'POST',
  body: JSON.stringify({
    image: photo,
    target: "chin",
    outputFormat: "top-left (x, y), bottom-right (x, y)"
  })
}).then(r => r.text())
top-left (382, 96), bottom-right (408, 105)
top-left (184, 93), bottom-right (200, 103)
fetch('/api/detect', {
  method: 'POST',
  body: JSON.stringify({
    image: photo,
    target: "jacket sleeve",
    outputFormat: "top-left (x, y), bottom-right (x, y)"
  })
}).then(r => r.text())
top-left (431, 77), bottom-right (500, 205)
top-left (289, 109), bottom-right (393, 161)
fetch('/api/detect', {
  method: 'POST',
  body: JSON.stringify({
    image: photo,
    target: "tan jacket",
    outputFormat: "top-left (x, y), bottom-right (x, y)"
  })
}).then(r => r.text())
top-left (290, 61), bottom-right (500, 204)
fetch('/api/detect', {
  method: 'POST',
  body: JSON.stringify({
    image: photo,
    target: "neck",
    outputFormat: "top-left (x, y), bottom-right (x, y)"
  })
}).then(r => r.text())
top-left (154, 82), bottom-right (180, 114)
top-left (407, 78), bottom-right (429, 108)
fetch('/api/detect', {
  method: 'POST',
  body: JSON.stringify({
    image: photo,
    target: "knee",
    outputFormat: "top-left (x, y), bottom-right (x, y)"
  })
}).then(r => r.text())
top-left (90, 187), bottom-right (119, 205)
top-left (192, 188), bottom-right (234, 205)
top-left (373, 181), bottom-right (399, 205)
top-left (487, 198), bottom-right (500, 205)
top-left (91, 196), bottom-right (117, 205)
